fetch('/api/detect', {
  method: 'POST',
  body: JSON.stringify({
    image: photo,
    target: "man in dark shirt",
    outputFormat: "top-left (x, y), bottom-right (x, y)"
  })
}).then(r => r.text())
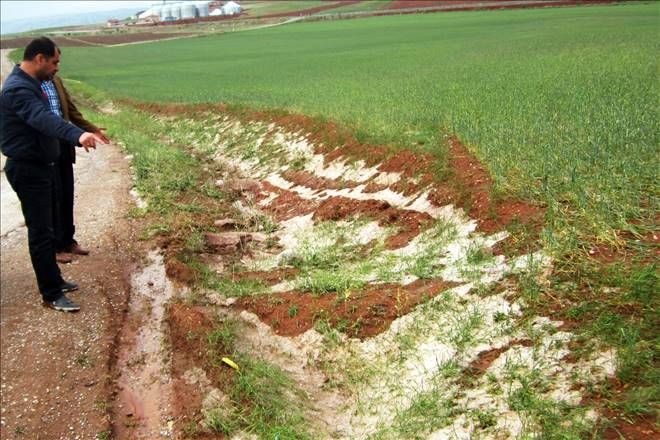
top-left (0, 37), bottom-right (107, 312)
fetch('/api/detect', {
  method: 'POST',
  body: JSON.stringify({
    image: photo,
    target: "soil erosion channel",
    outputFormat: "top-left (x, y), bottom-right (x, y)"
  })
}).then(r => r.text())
top-left (115, 108), bottom-right (618, 439)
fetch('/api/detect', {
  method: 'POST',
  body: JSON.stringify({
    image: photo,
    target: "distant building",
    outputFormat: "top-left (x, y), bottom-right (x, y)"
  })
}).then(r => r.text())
top-left (106, 18), bottom-right (122, 27)
top-left (221, 1), bottom-right (242, 16)
top-left (137, 15), bottom-right (160, 25)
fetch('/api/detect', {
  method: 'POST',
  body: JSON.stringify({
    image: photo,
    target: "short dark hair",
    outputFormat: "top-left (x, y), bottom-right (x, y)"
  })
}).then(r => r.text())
top-left (23, 37), bottom-right (59, 61)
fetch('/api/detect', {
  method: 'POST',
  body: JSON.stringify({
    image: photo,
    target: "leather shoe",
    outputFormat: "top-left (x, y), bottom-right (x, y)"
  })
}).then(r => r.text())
top-left (67, 243), bottom-right (90, 256)
top-left (43, 295), bottom-right (80, 312)
top-left (56, 252), bottom-right (73, 264)
top-left (60, 280), bottom-right (79, 293)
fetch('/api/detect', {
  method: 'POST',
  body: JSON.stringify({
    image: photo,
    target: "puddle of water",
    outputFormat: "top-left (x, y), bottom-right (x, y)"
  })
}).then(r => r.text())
top-left (114, 250), bottom-right (176, 439)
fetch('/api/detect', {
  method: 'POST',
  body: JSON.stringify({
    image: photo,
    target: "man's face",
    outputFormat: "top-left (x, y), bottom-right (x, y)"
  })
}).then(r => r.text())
top-left (34, 50), bottom-right (60, 81)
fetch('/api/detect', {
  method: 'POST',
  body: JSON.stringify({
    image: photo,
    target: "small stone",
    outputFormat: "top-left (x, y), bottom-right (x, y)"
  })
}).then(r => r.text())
top-left (213, 218), bottom-right (238, 230)
top-left (207, 293), bottom-right (237, 307)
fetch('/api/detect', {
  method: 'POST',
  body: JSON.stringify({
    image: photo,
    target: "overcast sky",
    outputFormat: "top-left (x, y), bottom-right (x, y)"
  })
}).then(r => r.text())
top-left (0, 1), bottom-right (152, 22)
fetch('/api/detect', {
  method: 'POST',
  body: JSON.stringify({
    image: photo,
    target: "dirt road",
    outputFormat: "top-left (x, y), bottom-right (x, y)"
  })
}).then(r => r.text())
top-left (0, 50), bottom-right (136, 438)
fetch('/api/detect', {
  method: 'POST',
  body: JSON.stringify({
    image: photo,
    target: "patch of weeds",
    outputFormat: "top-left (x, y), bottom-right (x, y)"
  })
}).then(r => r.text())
top-left (449, 307), bottom-right (483, 352)
top-left (505, 367), bottom-right (592, 439)
top-left (127, 206), bottom-right (148, 218)
top-left (288, 304), bottom-right (299, 318)
top-left (314, 316), bottom-right (344, 348)
top-left (620, 385), bottom-right (658, 417)
top-left (457, 242), bottom-right (497, 281)
top-left (230, 356), bottom-right (314, 439)
top-left (181, 420), bottom-right (200, 437)
top-left (289, 153), bottom-right (308, 170)
top-left (14, 425), bottom-right (26, 435)
top-left (93, 399), bottom-right (111, 413)
top-left (213, 277), bottom-right (267, 297)
top-left (371, 381), bottom-right (458, 439)
top-left (285, 220), bottom-right (370, 270)
top-left (254, 214), bottom-right (278, 234)
top-left (205, 408), bottom-right (236, 434)
top-left (394, 331), bottom-right (417, 356)
top-left (516, 254), bottom-right (545, 305)
top-left (75, 353), bottom-right (93, 368)
top-left (471, 408), bottom-right (498, 429)
top-left (200, 180), bottom-right (225, 199)
top-left (207, 318), bottom-right (240, 363)
top-left (184, 256), bottom-right (267, 296)
top-left (625, 263), bottom-right (657, 307)
top-left (298, 268), bottom-right (366, 295)
top-left (493, 311), bottom-right (509, 323)
top-left (407, 253), bottom-right (442, 279)
top-left (438, 360), bottom-right (462, 379)
top-left (374, 253), bottom-right (401, 283)
top-left (184, 229), bottom-right (205, 253)
top-left (95, 430), bottom-right (112, 440)
top-left (391, 220), bottom-right (457, 280)
top-left (466, 243), bottom-right (494, 266)
top-left (139, 223), bottom-right (172, 240)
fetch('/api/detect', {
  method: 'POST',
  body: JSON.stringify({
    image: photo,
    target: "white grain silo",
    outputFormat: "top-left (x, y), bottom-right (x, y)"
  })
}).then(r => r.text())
top-left (161, 5), bottom-right (172, 19)
top-left (171, 3), bottom-right (182, 19)
top-left (151, 5), bottom-right (162, 18)
top-left (181, 3), bottom-right (197, 19)
top-left (196, 2), bottom-right (210, 17)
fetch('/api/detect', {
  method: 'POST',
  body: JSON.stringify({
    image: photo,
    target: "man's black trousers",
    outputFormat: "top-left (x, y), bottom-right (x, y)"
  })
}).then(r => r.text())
top-left (55, 144), bottom-right (76, 251)
top-left (5, 159), bottom-right (64, 302)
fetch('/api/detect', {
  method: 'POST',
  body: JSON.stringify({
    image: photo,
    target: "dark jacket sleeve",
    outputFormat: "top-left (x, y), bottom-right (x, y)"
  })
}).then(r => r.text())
top-left (59, 80), bottom-right (98, 133)
top-left (8, 87), bottom-right (84, 145)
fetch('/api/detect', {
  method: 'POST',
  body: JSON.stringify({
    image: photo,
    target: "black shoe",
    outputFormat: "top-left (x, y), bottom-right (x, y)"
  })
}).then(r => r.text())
top-left (60, 281), bottom-right (79, 293)
top-left (43, 295), bottom-right (81, 312)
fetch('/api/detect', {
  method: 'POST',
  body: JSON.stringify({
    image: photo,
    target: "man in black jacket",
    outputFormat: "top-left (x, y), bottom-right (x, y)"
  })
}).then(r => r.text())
top-left (0, 37), bottom-right (106, 312)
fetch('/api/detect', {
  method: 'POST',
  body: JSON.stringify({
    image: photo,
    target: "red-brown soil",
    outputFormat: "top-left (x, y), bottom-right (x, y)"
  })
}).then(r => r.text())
top-left (0, 33), bottom-right (195, 49)
top-left (166, 257), bottom-right (198, 284)
top-left (254, 1), bottom-right (362, 19)
top-left (588, 227), bottom-right (660, 265)
top-left (231, 267), bottom-right (300, 285)
top-left (428, 136), bottom-right (545, 235)
top-left (0, 36), bottom-right (95, 49)
top-left (282, 170), bottom-right (345, 190)
top-left (73, 32), bottom-right (196, 45)
top-left (577, 377), bottom-right (659, 439)
top-left (463, 338), bottom-right (534, 381)
top-left (236, 279), bottom-right (459, 339)
top-left (312, 196), bottom-right (435, 249)
top-left (384, 0), bottom-right (619, 12)
top-left (259, 181), bottom-right (320, 220)
top-left (167, 303), bottom-right (233, 439)
top-left (602, 415), bottom-right (658, 439)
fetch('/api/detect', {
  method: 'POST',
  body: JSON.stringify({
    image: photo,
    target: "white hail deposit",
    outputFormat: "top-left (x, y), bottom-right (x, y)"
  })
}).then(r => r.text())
top-left (203, 116), bottom-right (616, 438)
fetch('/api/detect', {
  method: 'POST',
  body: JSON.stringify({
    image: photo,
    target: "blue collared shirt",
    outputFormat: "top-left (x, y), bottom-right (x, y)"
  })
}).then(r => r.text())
top-left (41, 80), bottom-right (63, 117)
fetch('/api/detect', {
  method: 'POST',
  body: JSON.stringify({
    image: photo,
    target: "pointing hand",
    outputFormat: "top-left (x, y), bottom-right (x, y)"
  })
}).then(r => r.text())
top-left (78, 132), bottom-right (108, 152)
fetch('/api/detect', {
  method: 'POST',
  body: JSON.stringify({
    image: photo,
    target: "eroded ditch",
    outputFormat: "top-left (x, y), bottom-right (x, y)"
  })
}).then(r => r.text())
top-left (115, 108), bottom-right (617, 439)
top-left (115, 251), bottom-right (176, 439)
